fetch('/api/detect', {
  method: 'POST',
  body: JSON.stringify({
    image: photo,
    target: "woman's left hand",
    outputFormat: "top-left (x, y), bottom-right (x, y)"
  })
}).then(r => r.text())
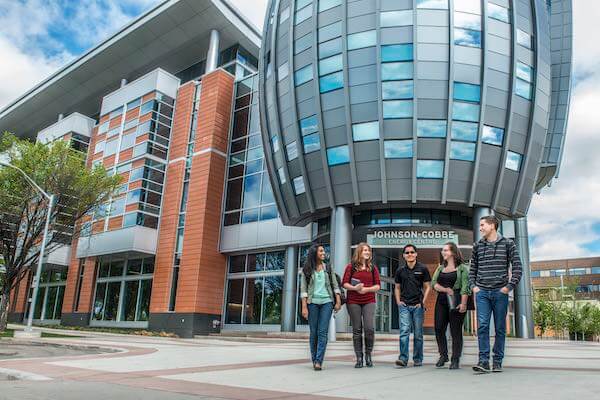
top-left (334, 302), bottom-right (341, 312)
top-left (458, 303), bottom-right (467, 313)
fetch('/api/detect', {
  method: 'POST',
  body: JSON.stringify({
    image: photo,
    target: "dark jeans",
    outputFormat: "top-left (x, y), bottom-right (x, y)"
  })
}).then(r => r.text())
top-left (347, 302), bottom-right (376, 355)
top-left (307, 302), bottom-right (334, 364)
top-left (476, 288), bottom-right (509, 364)
top-left (434, 299), bottom-right (466, 361)
top-left (398, 304), bottom-right (424, 363)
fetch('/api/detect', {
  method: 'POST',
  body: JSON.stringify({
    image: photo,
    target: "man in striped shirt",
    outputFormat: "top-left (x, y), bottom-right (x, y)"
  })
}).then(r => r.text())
top-left (469, 215), bottom-right (522, 374)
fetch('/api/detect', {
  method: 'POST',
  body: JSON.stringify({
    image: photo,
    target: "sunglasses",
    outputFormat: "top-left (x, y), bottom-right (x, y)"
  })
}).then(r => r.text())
top-left (404, 251), bottom-right (416, 255)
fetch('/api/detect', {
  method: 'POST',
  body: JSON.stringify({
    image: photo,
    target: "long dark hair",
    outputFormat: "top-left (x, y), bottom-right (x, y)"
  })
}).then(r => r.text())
top-left (441, 241), bottom-right (465, 267)
top-left (303, 244), bottom-right (324, 278)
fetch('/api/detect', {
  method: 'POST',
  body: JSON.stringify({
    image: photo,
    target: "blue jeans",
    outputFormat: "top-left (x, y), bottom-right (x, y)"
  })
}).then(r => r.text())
top-left (398, 304), bottom-right (424, 363)
top-left (307, 302), bottom-right (334, 364)
top-left (476, 288), bottom-right (509, 363)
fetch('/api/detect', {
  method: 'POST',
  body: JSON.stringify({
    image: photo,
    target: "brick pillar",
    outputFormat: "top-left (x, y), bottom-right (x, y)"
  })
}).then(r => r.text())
top-left (7, 271), bottom-right (31, 323)
top-left (61, 237), bottom-right (97, 326)
top-left (149, 82), bottom-right (196, 321)
top-left (167, 69), bottom-right (234, 337)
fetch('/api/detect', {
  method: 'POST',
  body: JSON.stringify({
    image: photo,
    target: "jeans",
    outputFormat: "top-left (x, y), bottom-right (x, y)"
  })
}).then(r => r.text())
top-left (434, 299), bottom-right (466, 361)
top-left (398, 304), bottom-right (424, 363)
top-left (347, 303), bottom-right (376, 355)
top-left (475, 288), bottom-right (509, 364)
top-left (307, 302), bottom-right (334, 364)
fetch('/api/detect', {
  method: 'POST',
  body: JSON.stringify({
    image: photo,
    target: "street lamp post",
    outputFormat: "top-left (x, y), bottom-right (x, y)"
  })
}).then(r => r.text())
top-left (0, 161), bottom-right (54, 333)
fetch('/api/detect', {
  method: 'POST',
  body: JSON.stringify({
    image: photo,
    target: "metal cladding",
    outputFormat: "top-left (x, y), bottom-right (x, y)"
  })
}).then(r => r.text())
top-left (259, 0), bottom-right (572, 226)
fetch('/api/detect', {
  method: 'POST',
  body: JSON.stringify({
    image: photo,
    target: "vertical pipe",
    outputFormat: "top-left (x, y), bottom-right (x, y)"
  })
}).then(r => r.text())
top-left (281, 245), bottom-right (298, 332)
top-left (332, 206), bottom-right (352, 333)
top-left (205, 29), bottom-right (220, 74)
top-left (514, 216), bottom-right (535, 338)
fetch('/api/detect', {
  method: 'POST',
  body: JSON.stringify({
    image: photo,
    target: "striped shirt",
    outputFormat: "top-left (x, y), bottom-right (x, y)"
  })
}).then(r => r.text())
top-left (468, 234), bottom-right (523, 291)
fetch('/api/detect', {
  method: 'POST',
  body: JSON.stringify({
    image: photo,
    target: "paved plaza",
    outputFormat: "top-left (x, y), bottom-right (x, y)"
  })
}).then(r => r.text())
top-left (1, 325), bottom-right (599, 400)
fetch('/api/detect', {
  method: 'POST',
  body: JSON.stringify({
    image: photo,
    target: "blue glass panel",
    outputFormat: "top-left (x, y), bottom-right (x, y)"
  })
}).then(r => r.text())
top-left (382, 80), bottom-right (414, 100)
top-left (293, 176), bottom-right (306, 194)
top-left (488, 3), bottom-right (510, 23)
top-left (380, 10), bottom-right (413, 27)
top-left (260, 205), bottom-right (278, 221)
top-left (383, 100), bottom-right (413, 119)
top-left (454, 0), bottom-right (481, 14)
top-left (417, 160), bottom-right (444, 178)
top-left (319, 71), bottom-right (344, 93)
top-left (381, 44), bottom-right (414, 62)
top-left (417, 120), bottom-right (447, 138)
top-left (303, 133), bottom-right (321, 153)
top-left (347, 30), bottom-right (376, 50)
top-left (516, 62), bottom-right (534, 83)
top-left (454, 82), bottom-right (481, 103)
top-left (516, 79), bottom-right (532, 99)
top-left (454, 12), bottom-right (481, 30)
top-left (327, 145), bottom-right (350, 165)
top-left (296, 0), bottom-right (312, 10)
top-left (482, 125), bottom-right (504, 146)
top-left (319, 0), bottom-right (342, 12)
top-left (417, 0), bottom-right (448, 9)
top-left (352, 121), bottom-right (379, 141)
top-left (286, 141), bottom-right (298, 161)
top-left (506, 151), bottom-right (522, 171)
top-left (261, 174), bottom-right (275, 204)
top-left (381, 62), bottom-right (413, 81)
top-left (319, 37), bottom-right (343, 59)
top-left (242, 173), bottom-right (261, 208)
top-left (246, 159), bottom-right (263, 175)
top-left (300, 115), bottom-right (318, 136)
top-left (450, 141), bottom-right (476, 161)
top-left (454, 28), bottom-right (481, 47)
top-left (271, 135), bottom-right (280, 152)
top-left (241, 208), bottom-right (259, 223)
top-left (384, 140), bottom-right (413, 158)
top-left (295, 65), bottom-right (313, 86)
top-left (452, 102), bottom-right (480, 122)
top-left (517, 29), bottom-right (532, 49)
top-left (451, 121), bottom-right (478, 141)
top-left (319, 54), bottom-right (343, 76)
top-left (295, 5), bottom-right (312, 25)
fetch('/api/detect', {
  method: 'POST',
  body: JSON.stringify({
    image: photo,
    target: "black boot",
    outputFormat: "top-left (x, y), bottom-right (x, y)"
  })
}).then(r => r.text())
top-left (365, 353), bottom-right (373, 367)
top-left (435, 355), bottom-right (449, 368)
top-left (449, 359), bottom-right (460, 370)
top-left (354, 353), bottom-right (364, 368)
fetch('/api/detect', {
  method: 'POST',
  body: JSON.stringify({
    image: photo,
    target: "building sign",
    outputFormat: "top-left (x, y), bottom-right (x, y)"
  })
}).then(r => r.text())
top-left (366, 230), bottom-right (459, 248)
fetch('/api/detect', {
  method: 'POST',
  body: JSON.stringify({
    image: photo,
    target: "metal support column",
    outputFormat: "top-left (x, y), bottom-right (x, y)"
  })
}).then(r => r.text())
top-left (281, 245), bottom-right (298, 332)
top-left (514, 217), bottom-right (535, 339)
top-left (331, 206), bottom-right (352, 333)
top-left (205, 29), bottom-right (220, 74)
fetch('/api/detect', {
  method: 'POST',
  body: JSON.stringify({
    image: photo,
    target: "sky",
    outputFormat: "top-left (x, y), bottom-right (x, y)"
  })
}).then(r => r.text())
top-left (0, 0), bottom-right (597, 261)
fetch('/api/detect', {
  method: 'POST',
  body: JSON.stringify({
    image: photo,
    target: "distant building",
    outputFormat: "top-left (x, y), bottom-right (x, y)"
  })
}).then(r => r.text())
top-left (531, 257), bottom-right (600, 302)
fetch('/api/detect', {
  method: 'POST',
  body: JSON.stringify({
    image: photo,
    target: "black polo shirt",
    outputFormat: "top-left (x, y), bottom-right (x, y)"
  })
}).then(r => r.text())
top-left (394, 262), bottom-right (431, 306)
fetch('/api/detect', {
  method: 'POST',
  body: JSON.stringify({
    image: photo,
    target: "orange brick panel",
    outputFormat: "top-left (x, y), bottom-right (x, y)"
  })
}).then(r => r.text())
top-left (142, 92), bottom-right (155, 102)
top-left (167, 81), bottom-right (196, 161)
top-left (139, 113), bottom-right (153, 123)
top-left (10, 271), bottom-right (31, 314)
top-left (125, 108), bottom-right (139, 121)
top-left (119, 148), bottom-right (133, 162)
top-left (109, 118), bottom-right (121, 129)
top-left (136, 133), bottom-right (150, 144)
top-left (76, 257), bottom-right (98, 313)
top-left (132, 159), bottom-right (145, 168)
top-left (108, 216), bottom-right (123, 231)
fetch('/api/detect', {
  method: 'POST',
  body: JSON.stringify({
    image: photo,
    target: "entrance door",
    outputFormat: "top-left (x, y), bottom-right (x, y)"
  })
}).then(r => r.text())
top-left (372, 249), bottom-right (402, 332)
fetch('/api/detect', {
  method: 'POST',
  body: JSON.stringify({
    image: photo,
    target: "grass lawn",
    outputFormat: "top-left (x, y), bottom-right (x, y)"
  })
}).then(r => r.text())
top-left (0, 329), bottom-right (14, 338)
top-left (0, 329), bottom-right (82, 338)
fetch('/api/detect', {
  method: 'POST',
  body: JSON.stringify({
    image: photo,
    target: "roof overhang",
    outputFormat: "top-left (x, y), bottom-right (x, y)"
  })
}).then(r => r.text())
top-left (0, 0), bottom-right (261, 140)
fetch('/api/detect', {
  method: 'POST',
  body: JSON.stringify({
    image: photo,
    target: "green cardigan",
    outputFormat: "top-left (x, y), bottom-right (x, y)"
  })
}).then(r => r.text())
top-left (431, 263), bottom-right (471, 295)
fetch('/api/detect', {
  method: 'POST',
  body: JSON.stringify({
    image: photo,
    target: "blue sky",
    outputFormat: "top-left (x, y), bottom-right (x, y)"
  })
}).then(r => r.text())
top-left (0, 0), bottom-right (598, 261)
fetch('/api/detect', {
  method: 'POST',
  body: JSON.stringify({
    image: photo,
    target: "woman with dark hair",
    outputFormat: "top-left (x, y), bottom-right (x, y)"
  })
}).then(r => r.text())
top-left (431, 241), bottom-right (471, 369)
top-left (342, 242), bottom-right (381, 368)
top-left (300, 244), bottom-right (341, 371)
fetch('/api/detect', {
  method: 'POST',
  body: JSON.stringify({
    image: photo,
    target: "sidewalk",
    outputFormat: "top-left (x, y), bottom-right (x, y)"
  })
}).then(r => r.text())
top-left (1, 324), bottom-right (599, 400)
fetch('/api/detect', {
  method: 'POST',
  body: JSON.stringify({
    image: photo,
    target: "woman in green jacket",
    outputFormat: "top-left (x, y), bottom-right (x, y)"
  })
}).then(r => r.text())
top-left (300, 244), bottom-right (341, 371)
top-left (431, 242), bottom-right (471, 370)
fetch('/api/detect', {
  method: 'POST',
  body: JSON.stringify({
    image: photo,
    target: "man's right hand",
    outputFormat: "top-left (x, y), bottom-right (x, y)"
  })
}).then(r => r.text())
top-left (397, 300), bottom-right (406, 306)
top-left (472, 286), bottom-right (480, 294)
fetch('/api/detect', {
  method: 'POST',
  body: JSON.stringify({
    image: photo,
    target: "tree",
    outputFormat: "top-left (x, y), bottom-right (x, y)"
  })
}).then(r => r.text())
top-left (533, 298), bottom-right (554, 338)
top-left (0, 132), bottom-right (120, 331)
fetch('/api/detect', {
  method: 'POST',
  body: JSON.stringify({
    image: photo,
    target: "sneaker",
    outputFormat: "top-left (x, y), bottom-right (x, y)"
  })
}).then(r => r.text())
top-left (449, 359), bottom-right (460, 370)
top-left (492, 362), bottom-right (503, 372)
top-left (472, 361), bottom-right (491, 373)
top-left (435, 356), bottom-right (448, 368)
top-left (395, 358), bottom-right (407, 368)
top-left (413, 361), bottom-right (423, 367)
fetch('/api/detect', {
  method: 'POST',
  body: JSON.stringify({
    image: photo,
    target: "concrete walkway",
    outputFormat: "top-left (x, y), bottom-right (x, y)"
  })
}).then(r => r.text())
top-left (1, 325), bottom-right (599, 400)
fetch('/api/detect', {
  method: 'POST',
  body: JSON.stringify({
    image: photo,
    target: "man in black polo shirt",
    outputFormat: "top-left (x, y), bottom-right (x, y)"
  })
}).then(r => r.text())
top-left (394, 244), bottom-right (431, 367)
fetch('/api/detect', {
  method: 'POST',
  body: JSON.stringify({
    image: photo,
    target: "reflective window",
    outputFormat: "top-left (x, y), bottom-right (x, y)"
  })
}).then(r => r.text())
top-left (417, 120), bottom-right (447, 138)
top-left (280, 6), bottom-right (290, 24)
top-left (295, 65), bottom-right (314, 86)
top-left (319, 54), bottom-right (343, 76)
top-left (120, 133), bottom-right (136, 150)
top-left (454, 0), bottom-right (481, 14)
top-left (352, 121), bottom-right (379, 142)
top-left (517, 62), bottom-right (534, 82)
top-left (319, 37), bottom-right (343, 59)
top-left (104, 139), bottom-right (119, 156)
top-left (451, 121), bottom-right (478, 141)
top-left (417, 0), bottom-right (448, 9)
top-left (300, 115), bottom-right (318, 135)
top-left (303, 133), bottom-right (321, 153)
top-left (126, 98), bottom-right (141, 111)
top-left (506, 151), bottom-right (522, 171)
top-left (381, 62), bottom-right (413, 81)
top-left (383, 100), bottom-right (413, 119)
top-left (297, 0), bottom-right (312, 9)
top-left (417, 160), bottom-right (444, 178)
top-left (278, 167), bottom-right (286, 184)
top-left (450, 141), bottom-right (476, 161)
top-left (454, 82), bottom-right (481, 103)
top-left (286, 141), bottom-right (298, 161)
top-left (380, 10), bottom-right (413, 27)
top-left (271, 135), bottom-right (280, 152)
top-left (347, 30), bottom-right (376, 50)
top-left (295, 34), bottom-right (312, 55)
top-left (277, 62), bottom-right (289, 81)
top-left (454, 12), bottom-right (481, 30)
top-left (452, 102), bottom-right (480, 122)
top-left (318, 21), bottom-right (342, 41)
top-left (94, 141), bottom-right (105, 154)
top-left (319, 0), bottom-right (342, 12)
top-left (295, 5), bottom-right (312, 25)
top-left (327, 145), bottom-right (350, 165)
top-left (293, 176), bottom-right (306, 195)
top-left (517, 29), bottom-right (532, 49)
top-left (482, 125), bottom-right (504, 146)
top-left (382, 80), bottom-right (414, 100)
top-left (516, 79), bottom-right (533, 100)
top-left (384, 140), bottom-right (413, 158)
top-left (319, 71), bottom-right (344, 93)
top-left (98, 122), bottom-right (109, 134)
top-left (454, 28), bottom-right (481, 47)
top-left (381, 44), bottom-right (413, 62)
top-left (488, 2), bottom-right (510, 23)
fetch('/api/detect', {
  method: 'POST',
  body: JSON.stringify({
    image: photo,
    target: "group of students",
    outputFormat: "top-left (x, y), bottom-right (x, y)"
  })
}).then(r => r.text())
top-left (300, 214), bottom-right (523, 373)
